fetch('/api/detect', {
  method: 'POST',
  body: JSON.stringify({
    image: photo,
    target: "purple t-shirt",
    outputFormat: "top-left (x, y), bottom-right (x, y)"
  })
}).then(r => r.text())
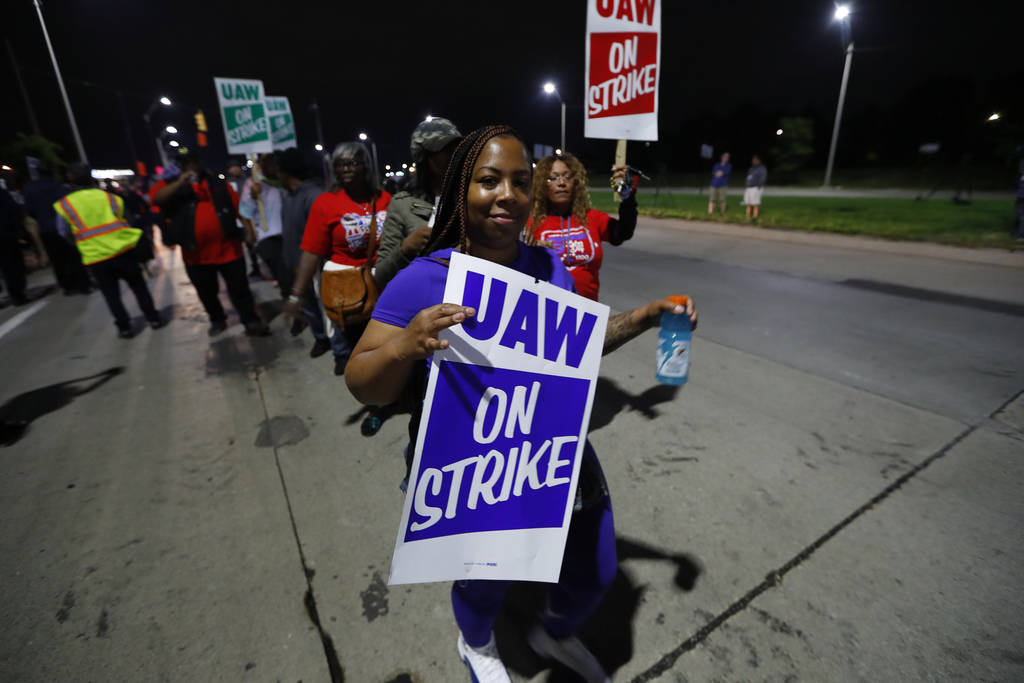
top-left (373, 244), bottom-right (576, 328)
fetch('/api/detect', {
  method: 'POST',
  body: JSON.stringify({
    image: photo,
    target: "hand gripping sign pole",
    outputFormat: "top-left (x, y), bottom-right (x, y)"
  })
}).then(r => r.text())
top-left (249, 155), bottom-right (268, 234)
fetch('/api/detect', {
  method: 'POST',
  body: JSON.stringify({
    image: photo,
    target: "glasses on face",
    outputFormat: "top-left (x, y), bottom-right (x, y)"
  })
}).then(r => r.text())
top-left (335, 159), bottom-right (363, 169)
top-left (546, 173), bottom-right (574, 184)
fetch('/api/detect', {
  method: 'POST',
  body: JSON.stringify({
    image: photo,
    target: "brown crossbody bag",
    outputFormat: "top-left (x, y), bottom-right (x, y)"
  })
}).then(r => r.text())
top-left (320, 198), bottom-right (380, 330)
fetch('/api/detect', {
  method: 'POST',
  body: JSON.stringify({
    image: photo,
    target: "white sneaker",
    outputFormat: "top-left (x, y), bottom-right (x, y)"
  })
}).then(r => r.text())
top-left (457, 632), bottom-right (512, 683)
top-left (527, 624), bottom-right (610, 683)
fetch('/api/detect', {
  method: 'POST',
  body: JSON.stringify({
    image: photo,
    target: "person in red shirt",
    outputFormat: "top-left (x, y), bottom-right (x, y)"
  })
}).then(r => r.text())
top-left (525, 153), bottom-right (637, 301)
top-left (150, 153), bottom-right (270, 337)
top-left (286, 141), bottom-right (392, 375)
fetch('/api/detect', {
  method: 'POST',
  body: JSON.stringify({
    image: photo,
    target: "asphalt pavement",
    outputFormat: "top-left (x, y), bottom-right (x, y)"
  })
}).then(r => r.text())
top-left (1, 219), bottom-right (1022, 682)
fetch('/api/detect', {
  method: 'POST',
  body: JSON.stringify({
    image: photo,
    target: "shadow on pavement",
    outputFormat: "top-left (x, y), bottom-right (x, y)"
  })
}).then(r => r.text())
top-left (0, 367), bottom-right (124, 446)
top-left (497, 536), bottom-right (702, 681)
top-left (589, 377), bottom-right (681, 432)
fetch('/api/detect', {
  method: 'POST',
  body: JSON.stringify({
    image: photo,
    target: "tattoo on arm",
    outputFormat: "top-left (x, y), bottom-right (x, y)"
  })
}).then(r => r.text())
top-left (603, 309), bottom-right (651, 355)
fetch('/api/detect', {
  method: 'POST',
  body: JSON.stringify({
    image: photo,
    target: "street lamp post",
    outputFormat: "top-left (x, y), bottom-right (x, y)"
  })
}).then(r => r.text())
top-left (823, 5), bottom-right (853, 187)
top-left (32, 0), bottom-right (87, 162)
top-left (358, 132), bottom-right (380, 181)
top-left (142, 96), bottom-right (173, 169)
top-left (543, 82), bottom-right (566, 153)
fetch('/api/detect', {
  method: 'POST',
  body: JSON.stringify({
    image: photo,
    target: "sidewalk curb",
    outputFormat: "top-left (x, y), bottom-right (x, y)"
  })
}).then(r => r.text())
top-left (642, 215), bottom-right (1024, 268)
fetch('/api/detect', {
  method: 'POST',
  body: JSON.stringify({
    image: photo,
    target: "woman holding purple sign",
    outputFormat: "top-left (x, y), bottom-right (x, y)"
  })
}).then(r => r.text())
top-left (346, 125), bottom-right (696, 683)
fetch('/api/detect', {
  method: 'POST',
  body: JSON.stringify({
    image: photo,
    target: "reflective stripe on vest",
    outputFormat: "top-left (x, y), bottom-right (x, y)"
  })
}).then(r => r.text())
top-left (75, 220), bottom-right (132, 241)
top-left (58, 197), bottom-right (88, 233)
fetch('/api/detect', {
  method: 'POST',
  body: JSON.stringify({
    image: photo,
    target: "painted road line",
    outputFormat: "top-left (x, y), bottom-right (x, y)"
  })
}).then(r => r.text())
top-left (0, 300), bottom-right (48, 342)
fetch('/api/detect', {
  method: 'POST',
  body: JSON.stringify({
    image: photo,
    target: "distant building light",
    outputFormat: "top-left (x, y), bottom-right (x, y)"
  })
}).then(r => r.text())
top-left (168, 140), bottom-right (180, 148)
top-left (1, 164), bottom-right (12, 172)
top-left (401, 163), bottom-right (407, 169)
top-left (358, 133), bottom-right (368, 141)
top-left (90, 169), bottom-right (135, 179)
top-left (165, 125), bottom-right (178, 134)
top-left (315, 143), bottom-right (324, 151)
top-left (395, 171), bottom-right (405, 177)
top-left (385, 164), bottom-right (391, 170)
top-left (776, 129), bottom-right (784, 136)
top-left (159, 96), bottom-right (172, 106)
top-left (218, 173), bottom-right (226, 179)
top-left (987, 113), bottom-right (1000, 122)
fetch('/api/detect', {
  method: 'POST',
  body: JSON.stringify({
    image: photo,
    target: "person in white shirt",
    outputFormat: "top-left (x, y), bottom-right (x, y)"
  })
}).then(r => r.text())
top-left (239, 153), bottom-right (287, 298)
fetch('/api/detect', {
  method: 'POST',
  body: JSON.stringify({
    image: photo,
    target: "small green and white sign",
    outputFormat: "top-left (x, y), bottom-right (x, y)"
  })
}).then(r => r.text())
top-left (214, 77), bottom-right (273, 154)
top-left (265, 96), bottom-right (297, 150)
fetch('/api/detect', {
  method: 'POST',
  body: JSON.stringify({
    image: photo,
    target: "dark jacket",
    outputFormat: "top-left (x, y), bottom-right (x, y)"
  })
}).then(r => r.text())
top-left (281, 178), bottom-right (323, 271)
top-left (159, 174), bottom-right (243, 250)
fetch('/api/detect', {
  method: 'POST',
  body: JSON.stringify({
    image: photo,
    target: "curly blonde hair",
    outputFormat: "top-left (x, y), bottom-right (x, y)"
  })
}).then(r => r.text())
top-left (525, 153), bottom-right (591, 244)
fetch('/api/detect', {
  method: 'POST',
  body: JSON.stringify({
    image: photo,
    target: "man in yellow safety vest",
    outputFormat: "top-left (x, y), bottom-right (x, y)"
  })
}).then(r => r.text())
top-left (54, 164), bottom-right (166, 338)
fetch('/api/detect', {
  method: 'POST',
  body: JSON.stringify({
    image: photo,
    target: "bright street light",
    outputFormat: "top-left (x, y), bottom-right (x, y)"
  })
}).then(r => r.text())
top-left (358, 132), bottom-right (368, 141)
top-left (824, 5), bottom-right (855, 187)
top-left (218, 173), bottom-right (225, 179)
top-left (401, 163), bottom-right (407, 169)
top-left (425, 115), bottom-right (433, 122)
top-left (776, 129), bottom-right (784, 136)
top-left (168, 140), bottom-right (179, 148)
top-left (555, 148), bottom-right (562, 155)
top-left (314, 143), bottom-right (324, 151)
top-left (159, 96), bottom-right (172, 106)
top-left (987, 113), bottom-right (1000, 122)
top-left (542, 82), bottom-right (566, 152)
top-left (165, 125), bottom-right (177, 134)
top-left (385, 164), bottom-right (391, 170)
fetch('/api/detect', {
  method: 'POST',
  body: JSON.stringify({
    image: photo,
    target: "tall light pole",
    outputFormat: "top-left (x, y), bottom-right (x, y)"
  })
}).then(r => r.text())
top-left (142, 96), bottom-right (173, 169)
top-left (33, 0), bottom-right (87, 163)
top-left (543, 82), bottom-right (566, 153)
top-left (823, 5), bottom-right (853, 187)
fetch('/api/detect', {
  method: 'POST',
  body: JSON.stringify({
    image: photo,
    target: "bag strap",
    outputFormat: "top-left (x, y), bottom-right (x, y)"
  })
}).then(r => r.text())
top-left (366, 196), bottom-right (380, 266)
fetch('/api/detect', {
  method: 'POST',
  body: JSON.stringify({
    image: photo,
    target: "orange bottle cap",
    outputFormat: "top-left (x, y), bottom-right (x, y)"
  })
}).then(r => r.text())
top-left (668, 295), bottom-right (689, 306)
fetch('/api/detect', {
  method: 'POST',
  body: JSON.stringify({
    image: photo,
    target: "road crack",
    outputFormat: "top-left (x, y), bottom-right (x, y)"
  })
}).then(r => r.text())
top-left (631, 387), bottom-right (1024, 682)
top-left (253, 370), bottom-right (345, 682)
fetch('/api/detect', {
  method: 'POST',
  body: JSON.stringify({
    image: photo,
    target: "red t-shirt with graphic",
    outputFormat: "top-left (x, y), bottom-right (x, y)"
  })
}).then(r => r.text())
top-left (301, 189), bottom-right (392, 266)
top-left (528, 209), bottom-right (611, 300)
top-left (149, 179), bottom-right (242, 266)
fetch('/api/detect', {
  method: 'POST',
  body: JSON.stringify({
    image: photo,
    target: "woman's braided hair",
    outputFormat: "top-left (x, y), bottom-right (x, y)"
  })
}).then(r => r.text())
top-left (419, 124), bottom-right (525, 257)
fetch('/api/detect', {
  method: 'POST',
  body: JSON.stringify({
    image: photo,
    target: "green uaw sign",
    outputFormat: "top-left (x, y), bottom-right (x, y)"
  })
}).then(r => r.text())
top-left (265, 96), bottom-right (297, 150)
top-left (214, 77), bottom-right (273, 154)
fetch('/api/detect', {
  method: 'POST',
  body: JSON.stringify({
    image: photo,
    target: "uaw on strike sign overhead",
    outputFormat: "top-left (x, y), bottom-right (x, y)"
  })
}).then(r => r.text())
top-left (585, 0), bottom-right (661, 141)
top-left (389, 253), bottom-right (609, 585)
top-left (213, 77), bottom-right (273, 155)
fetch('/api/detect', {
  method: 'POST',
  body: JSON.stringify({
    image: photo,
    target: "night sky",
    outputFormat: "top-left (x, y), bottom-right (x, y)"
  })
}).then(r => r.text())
top-left (2, 0), bottom-right (1020, 175)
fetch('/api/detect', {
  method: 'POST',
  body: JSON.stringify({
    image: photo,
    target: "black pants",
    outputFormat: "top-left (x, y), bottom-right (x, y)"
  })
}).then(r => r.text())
top-left (90, 251), bottom-right (160, 330)
top-left (255, 235), bottom-right (287, 298)
top-left (40, 231), bottom-right (91, 293)
top-left (0, 237), bottom-right (27, 302)
top-left (184, 257), bottom-right (261, 326)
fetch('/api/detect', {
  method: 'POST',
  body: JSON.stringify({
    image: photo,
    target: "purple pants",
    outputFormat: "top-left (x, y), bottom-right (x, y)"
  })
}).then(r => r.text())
top-left (451, 472), bottom-right (617, 648)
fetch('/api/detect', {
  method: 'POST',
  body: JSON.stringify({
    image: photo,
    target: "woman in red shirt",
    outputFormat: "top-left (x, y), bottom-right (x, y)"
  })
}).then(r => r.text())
top-left (286, 141), bottom-right (392, 375)
top-left (525, 153), bottom-right (637, 301)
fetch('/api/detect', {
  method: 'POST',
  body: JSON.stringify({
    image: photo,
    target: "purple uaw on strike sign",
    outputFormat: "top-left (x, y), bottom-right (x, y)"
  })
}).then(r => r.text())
top-left (406, 362), bottom-right (591, 541)
top-left (388, 252), bottom-right (609, 585)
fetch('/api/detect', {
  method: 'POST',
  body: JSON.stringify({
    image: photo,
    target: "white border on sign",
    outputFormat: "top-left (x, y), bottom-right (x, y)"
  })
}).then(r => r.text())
top-left (388, 252), bottom-right (609, 585)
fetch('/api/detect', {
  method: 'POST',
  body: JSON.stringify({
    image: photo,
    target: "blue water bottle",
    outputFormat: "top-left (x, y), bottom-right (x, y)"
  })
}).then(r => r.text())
top-left (656, 295), bottom-right (692, 386)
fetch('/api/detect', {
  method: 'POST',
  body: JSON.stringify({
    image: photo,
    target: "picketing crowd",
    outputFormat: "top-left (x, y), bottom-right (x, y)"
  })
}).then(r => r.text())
top-left (0, 117), bottom-right (698, 683)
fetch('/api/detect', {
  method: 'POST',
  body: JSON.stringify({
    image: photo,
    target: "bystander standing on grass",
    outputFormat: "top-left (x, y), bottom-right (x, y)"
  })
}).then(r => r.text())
top-left (708, 152), bottom-right (731, 215)
top-left (744, 155), bottom-right (767, 223)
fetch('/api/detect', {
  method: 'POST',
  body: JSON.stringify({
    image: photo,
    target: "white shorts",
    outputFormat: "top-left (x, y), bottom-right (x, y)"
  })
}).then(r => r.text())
top-left (743, 187), bottom-right (763, 206)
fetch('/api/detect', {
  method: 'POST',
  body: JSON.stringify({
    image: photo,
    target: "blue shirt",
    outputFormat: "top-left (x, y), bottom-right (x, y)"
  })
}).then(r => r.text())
top-left (373, 244), bottom-right (574, 329)
top-left (710, 162), bottom-right (732, 188)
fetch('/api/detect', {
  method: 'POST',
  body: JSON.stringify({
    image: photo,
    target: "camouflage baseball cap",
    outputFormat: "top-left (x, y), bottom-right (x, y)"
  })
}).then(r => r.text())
top-left (410, 118), bottom-right (462, 163)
